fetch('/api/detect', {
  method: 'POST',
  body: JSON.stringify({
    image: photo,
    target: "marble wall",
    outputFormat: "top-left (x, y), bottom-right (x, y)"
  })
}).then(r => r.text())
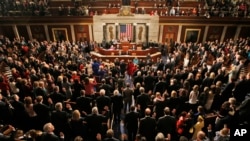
top-left (93, 14), bottom-right (159, 43)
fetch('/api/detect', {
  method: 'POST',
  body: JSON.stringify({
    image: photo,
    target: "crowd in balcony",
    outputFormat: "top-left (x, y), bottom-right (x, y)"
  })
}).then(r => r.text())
top-left (0, 33), bottom-right (249, 141)
top-left (0, 0), bottom-right (250, 17)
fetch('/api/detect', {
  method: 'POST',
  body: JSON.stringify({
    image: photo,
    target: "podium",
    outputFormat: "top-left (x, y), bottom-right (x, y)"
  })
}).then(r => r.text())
top-left (121, 41), bottom-right (131, 50)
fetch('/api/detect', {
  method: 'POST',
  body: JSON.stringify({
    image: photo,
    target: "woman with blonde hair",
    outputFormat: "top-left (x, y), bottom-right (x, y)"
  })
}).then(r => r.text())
top-left (24, 96), bottom-right (39, 130)
top-left (68, 109), bottom-right (87, 140)
top-left (191, 115), bottom-right (204, 140)
top-left (189, 85), bottom-right (199, 112)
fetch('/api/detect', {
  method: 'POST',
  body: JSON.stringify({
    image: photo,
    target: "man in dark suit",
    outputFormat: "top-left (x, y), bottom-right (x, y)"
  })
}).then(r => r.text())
top-left (119, 60), bottom-right (127, 76)
top-left (122, 83), bottom-right (133, 114)
top-left (41, 122), bottom-right (64, 141)
top-left (51, 102), bottom-right (70, 139)
top-left (138, 108), bottom-right (156, 141)
top-left (136, 87), bottom-right (151, 118)
top-left (144, 71), bottom-right (156, 93)
top-left (33, 95), bottom-right (52, 130)
top-left (49, 86), bottom-right (66, 105)
top-left (153, 76), bottom-right (167, 95)
top-left (84, 107), bottom-right (107, 141)
top-left (76, 90), bottom-right (93, 116)
top-left (233, 74), bottom-right (248, 104)
top-left (110, 90), bottom-right (123, 124)
top-left (156, 107), bottom-right (177, 141)
top-left (133, 71), bottom-right (144, 88)
top-left (124, 105), bottom-right (140, 141)
top-left (10, 94), bottom-right (26, 130)
top-left (96, 89), bottom-right (111, 114)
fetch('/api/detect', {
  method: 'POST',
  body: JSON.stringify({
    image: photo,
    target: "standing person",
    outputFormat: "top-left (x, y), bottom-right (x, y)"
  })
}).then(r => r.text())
top-left (68, 110), bottom-right (87, 141)
top-left (122, 83), bottom-right (134, 114)
top-left (136, 87), bottom-right (151, 118)
top-left (10, 94), bottom-right (26, 130)
top-left (83, 77), bottom-right (97, 98)
top-left (96, 89), bottom-right (111, 114)
top-left (138, 108), bottom-right (157, 141)
top-left (189, 85), bottom-right (199, 113)
top-left (191, 115), bottom-right (205, 140)
top-left (33, 96), bottom-right (52, 130)
top-left (76, 90), bottom-right (93, 117)
top-left (124, 105), bottom-right (140, 141)
top-left (110, 90), bottom-right (123, 124)
top-left (84, 107), bottom-right (107, 141)
top-left (92, 59), bottom-right (100, 76)
top-left (62, 76), bottom-right (72, 100)
top-left (156, 107), bottom-right (177, 141)
top-left (153, 76), bottom-right (167, 96)
top-left (23, 96), bottom-right (39, 131)
top-left (144, 71), bottom-right (156, 93)
top-left (127, 60), bottom-right (136, 77)
top-left (51, 102), bottom-right (70, 139)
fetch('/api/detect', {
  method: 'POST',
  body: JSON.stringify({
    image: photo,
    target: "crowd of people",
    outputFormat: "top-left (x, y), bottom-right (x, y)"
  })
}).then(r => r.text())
top-left (0, 0), bottom-right (250, 17)
top-left (0, 34), bottom-right (250, 141)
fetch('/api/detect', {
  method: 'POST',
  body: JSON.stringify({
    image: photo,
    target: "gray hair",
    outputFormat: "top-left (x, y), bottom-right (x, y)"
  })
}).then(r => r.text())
top-left (92, 106), bottom-right (99, 114)
top-left (155, 132), bottom-right (165, 141)
top-left (99, 89), bottom-right (106, 95)
top-left (55, 102), bottom-right (63, 111)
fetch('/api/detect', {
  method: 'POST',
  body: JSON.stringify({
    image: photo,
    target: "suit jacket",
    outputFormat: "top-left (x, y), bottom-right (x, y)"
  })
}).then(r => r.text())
top-left (84, 114), bottom-right (106, 136)
top-left (136, 93), bottom-right (150, 116)
top-left (96, 95), bottom-right (111, 112)
top-left (76, 96), bottom-right (93, 115)
top-left (144, 75), bottom-right (156, 92)
top-left (40, 133), bottom-right (63, 141)
top-left (133, 75), bottom-right (144, 87)
top-left (153, 81), bottom-right (167, 94)
top-left (122, 87), bottom-right (133, 103)
top-left (111, 95), bottom-right (123, 112)
top-left (103, 137), bottom-right (120, 141)
top-left (138, 116), bottom-right (156, 141)
top-left (124, 111), bottom-right (140, 130)
top-left (157, 115), bottom-right (177, 137)
top-left (51, 110), bottom-right (69, 135)
top-left (233, 79), bottom-right (248, 103)
top-left (33, 103), bottom-right (51, 129)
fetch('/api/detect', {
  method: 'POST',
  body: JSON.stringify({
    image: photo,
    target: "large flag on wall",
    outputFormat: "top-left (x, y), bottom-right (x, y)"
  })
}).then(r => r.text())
top-left (120, 24), bottom-right (133, 41)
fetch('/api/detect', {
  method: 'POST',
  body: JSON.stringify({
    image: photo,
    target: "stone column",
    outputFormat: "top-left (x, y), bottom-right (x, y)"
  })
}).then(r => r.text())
top-left (102, 23), bottom-right (106, 41)
top-left (146, 23), bottom-right (150, 44)
top-left (133, 23), bottom-right (137, 42)
top-left (115, 23), bottom-right (119, 39)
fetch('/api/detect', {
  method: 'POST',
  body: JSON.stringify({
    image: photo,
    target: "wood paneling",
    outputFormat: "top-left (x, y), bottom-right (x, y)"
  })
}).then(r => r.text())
top-left (224, 26), bottom-right (237, 41)
top-left (30, 25), bottom-right (46, 41)
top-left (74, 25), bottom-right (89, 42)
top-left (206, 26), bottom-right (223, 41)
top-left (181, 25), bottom-right (205, 43)
top-left (47, 25), bottom-right (71, 41)
top-left (162, 25), bottom-right (179, 43)
top-left (0, 26), bottom-right (15, 40)
top-left (239, 26), bottom-right (250, 39)
top-left (17, 25), bottom-right (29, 41)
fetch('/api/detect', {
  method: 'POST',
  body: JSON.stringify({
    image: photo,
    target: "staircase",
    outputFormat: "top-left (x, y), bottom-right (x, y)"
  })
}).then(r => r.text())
top-left (0, 62), bottom-right (12, 79)
top-left (240, 61), bottom-right (250, 76)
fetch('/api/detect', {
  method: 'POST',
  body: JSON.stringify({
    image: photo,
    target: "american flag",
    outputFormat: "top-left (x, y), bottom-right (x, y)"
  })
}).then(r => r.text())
top-left (120, 24), bottom-right (133, 41)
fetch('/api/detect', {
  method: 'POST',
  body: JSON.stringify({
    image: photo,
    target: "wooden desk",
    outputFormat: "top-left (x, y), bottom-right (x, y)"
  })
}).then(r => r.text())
top-left (93, 47), bottom-right (161, 62)
top-left (97, 47), bottom-right (158, 55)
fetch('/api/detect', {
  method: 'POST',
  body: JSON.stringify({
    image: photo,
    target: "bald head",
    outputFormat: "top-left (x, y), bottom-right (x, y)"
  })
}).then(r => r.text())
top-left (145, 108), bottom-right (151, 116)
